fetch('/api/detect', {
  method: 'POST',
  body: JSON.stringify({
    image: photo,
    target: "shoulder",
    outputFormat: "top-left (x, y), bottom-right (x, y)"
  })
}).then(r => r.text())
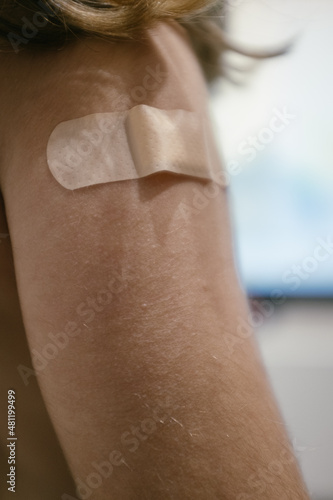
top-left (0, 21), bottom-right (210, 188)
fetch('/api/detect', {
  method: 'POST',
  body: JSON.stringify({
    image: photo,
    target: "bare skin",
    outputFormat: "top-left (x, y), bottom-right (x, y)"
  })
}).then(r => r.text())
top-left (0, 197), bottom-right (77, 498)
top-left (0, 21), bottom-right (310, 500)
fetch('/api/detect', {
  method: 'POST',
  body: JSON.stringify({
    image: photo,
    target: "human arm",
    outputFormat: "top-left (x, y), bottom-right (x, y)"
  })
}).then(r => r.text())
top-left (0, 21), bottom-right (310, 500)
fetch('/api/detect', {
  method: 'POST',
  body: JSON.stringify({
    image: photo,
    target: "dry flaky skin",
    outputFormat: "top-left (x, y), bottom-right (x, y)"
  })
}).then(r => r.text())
top-left (0, 20), bottom-right (310, 500)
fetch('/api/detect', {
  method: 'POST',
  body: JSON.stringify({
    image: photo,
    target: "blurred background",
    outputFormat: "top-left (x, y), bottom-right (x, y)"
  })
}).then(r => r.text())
top-left (209, 1), bottom-right (333, 498)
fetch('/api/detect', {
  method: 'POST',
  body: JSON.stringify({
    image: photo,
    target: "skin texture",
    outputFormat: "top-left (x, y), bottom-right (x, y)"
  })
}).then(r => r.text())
top-left (0, 21), bottom-right (310, 500)
top-left (0, 195), bottom-right (78, 500)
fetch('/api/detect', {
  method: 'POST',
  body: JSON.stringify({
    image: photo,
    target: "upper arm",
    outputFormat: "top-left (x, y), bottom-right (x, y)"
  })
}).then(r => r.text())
top-left (0, 22), bottom-right (308, 500)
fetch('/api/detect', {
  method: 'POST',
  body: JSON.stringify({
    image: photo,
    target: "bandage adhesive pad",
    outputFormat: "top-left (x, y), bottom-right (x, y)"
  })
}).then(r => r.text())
top-left (47, 105), bottom-right (225, 190)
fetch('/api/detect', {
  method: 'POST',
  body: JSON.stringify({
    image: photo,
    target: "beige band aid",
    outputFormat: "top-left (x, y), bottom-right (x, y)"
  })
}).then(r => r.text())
top-left (46, 105), bottom-right (225, 190)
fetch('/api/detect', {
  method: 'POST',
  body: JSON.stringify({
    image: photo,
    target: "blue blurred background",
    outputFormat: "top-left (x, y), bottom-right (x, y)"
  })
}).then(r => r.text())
top-left (210, 0), bottom-right (333, 297)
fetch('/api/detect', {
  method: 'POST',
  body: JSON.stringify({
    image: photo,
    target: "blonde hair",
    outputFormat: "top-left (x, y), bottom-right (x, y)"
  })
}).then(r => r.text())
top-left (0, 0), bottom-right (289, 82)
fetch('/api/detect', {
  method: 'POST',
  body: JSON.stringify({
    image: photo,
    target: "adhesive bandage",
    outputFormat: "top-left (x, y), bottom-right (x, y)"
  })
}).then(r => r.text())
top-left (46, 104), bottom-right (226, 190)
